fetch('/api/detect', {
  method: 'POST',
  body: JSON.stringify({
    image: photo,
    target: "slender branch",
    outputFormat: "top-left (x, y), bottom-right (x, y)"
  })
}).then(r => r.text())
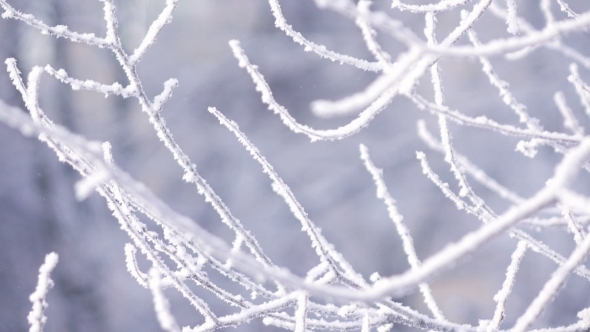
top-left (28, 253), bottom-right (59, 332)
top-left (487, 241), bottom-right (527, 332)
top-left (268, 0), bottom-right (383, 72)
top-left (361, 144), bottom-right (446, 321)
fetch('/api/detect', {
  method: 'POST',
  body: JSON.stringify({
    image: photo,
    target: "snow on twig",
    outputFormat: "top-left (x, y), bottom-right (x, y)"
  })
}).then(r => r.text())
top-left (361, 144), bottom-right (446, 320)
top-left (268, 0), bottom-right (383, 72)
top-left (568, 64), bottom-right (590, 119)
top-left (28, 253), bottom-right (59, 332)
top-left (409, 93), bottom-right (579, 144)
top-left (129, 0), bottom-right (180, 65)
top-left (554, 91), bottom-right (585, 137)
top-left (466, 29), bottom-right (540, 130)
top-left (391, 0), bottom-right (473, 13)
top-left (153, 78), bottom-right (179, 113)
top-left (44, 65), bottom-right (136, 98)
top-left (125, 243), bottom-right (150, 288)
top-left (149, 268), bottom-right (181, 332)
top-left (487, 241), bottom-right (527, 332)
top-left (540, 0), bottom-right (555, 27)
top-left (505, 0), bottom-right (520, 34)
top-left (356, 0), bottom-right (392, 66)
top-left (556, 0), bottom-right (578, 19)
top-left (294, 292), bottom-right (309, 332)
top-left (0, 0), bottom-right (110, 47)
top-left (101, 0), bottom-right (121, 47)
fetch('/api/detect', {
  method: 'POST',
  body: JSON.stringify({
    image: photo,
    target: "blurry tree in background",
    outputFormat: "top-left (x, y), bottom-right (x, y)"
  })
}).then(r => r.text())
top-left (1, 0), bottom-right (590, 331)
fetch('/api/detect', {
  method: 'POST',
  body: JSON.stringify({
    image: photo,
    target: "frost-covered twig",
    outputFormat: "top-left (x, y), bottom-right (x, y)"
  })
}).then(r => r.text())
top-left (568, 64), bottom-right (590, 119)
top-left (124, 243), bottom-right (150, 288)
top-left (540, 0), bottom-right (555, 28)
top-left (356, 0), bottom-right (392, 66)
top-left (128, 0), bottom-right (180, 65)
top-left (360, 144), bottom-right (446, 321)
top-left (391, 0), bottom-right (473, 13)
top-left (268, 0), bottom-right (383, 72)
top-left (556, 0), bottom-right (579, 19)
top-left (466, 29), bottom-right (540, 130)
top-left (409, 93), bottom-right (579, 144)
top-left (561, 204), bottom-right (585, 244)
top-left (505, 0), bottom-right (519, 34)
top-left (45, 65), bottom-right (136, 97)
top-left (294, 292), bottom-right (309, 332)
top-left (487, 241), bottom-right (527, 332)
top-left (554, 91), bottom-right (585, 137)
top-left (149, 268), bottom-right (181, 332)
top-left (0, 0), bottom-right (110, 48)
top-left (28, 253), bottom-right (59, 332)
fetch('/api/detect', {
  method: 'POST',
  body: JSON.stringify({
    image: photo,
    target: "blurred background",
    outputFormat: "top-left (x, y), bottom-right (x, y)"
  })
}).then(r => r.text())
top-left (0, 0), bottom-right (590, 331)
